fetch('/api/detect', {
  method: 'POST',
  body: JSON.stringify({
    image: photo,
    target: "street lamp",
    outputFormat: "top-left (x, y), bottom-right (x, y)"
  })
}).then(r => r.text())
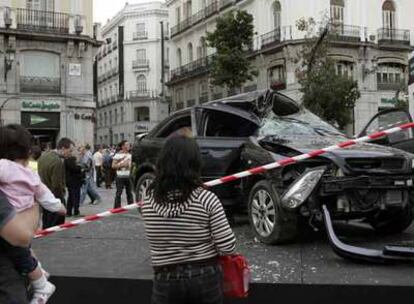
top-left (4, 48), bottom-right (15, 81)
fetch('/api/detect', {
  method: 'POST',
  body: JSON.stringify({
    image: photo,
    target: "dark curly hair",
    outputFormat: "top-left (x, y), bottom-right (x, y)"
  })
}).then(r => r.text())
top-left (0, 124), bottom-right (32, 161)
top-left (151, 136), bottom-right (203, 204)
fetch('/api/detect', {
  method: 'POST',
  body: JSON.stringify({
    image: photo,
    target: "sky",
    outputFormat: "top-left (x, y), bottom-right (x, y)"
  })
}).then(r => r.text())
top-left (93, 0), bottom-right (160, 25)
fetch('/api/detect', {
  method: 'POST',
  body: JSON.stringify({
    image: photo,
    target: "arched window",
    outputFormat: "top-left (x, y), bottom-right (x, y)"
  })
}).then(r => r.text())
top-left (177, 48), bottom-right (182, 67)
top-left (273, 1), bottom-right (281, 29)
top-left (330, 0), bottom-right (344, 24)
top-left (382, 0), bottom-right (396, 29)
top-left (187, 43), bottom-right (193, 62)
top-left (137, 75), bottom-right (147, 92)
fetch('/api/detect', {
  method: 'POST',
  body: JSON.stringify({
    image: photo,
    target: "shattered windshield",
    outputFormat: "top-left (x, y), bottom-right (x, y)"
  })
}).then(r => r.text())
top-left (258, 109), bottom-right (347, 139)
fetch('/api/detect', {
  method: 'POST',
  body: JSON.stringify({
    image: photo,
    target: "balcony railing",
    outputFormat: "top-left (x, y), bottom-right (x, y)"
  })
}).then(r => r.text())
top-left (329, 23), bottom-right (361, 42)
top-left (219, 0), bottom-right (233, 10)
top-left (170, 55), bottom-right (214, 82)
top-left (132, 59), bottom-right (150, 69)
top-left (20, 76), bottom-right (61, 93)
top-left (261, 28), bottom-right (281, 48)
top-left (133, 31), bottom-right (148, 40)
top-left (378, 28), bottom-right (411, 46)
top-left (128, 90), bottom-right (158, 99)
top-left (16, 8), bottom-right (69, 34)
top-left (377, 81), bottom-right (406, 91)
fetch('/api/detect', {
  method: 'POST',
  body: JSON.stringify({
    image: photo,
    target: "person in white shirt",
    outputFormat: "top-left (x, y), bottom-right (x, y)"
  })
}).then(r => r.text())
top-left (112, 140), bottom-right (134, 208)
top-left (93, 146), bottom-right (104, 188)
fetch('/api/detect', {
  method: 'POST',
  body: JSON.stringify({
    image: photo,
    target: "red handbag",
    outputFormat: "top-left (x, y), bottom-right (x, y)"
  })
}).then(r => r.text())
top-left (218, 254), bottom-right (250, 298)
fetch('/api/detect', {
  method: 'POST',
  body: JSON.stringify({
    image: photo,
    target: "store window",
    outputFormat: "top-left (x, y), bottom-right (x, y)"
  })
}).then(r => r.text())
top-left (268, 65), bottom-right (286, 89)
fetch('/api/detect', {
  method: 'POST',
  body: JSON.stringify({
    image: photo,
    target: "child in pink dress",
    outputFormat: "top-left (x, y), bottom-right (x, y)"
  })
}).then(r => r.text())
top-left (0, 124), bottom-right (66, 304)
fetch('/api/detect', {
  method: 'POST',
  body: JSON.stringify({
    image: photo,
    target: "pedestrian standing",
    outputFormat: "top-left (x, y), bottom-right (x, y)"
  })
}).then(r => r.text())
top-left (65, 156), bottom-right (84, 217)
top-left (112, 140), bottom-right (134, 208)
top-left (141, 136), bottom-right (236, 304)
top-left (93, 145), bottom-right (104, 187)
top-left (38, 138), bottom-right (74, 228)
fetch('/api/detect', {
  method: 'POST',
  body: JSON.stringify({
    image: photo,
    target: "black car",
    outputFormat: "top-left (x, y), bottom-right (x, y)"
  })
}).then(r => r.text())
top-left (132, 90), bottom-right (414, 247)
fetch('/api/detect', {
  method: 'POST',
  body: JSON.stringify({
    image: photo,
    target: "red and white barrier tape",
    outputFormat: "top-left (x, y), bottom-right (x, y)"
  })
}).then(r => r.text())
top-left (34, 122), bottom-right (414, 239)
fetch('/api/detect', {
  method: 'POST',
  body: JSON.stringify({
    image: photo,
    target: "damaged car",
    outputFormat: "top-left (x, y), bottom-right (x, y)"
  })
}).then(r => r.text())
top-left (132, 90), bottom-right (414, 251)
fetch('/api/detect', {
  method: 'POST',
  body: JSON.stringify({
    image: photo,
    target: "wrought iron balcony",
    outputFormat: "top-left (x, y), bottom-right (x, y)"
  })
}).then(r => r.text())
top-left (377, 81), bottom-right (406, 91)
top-left (132, 59), bottom-right (150, 69)
top-left (219, 0), bottom-right (233, 10)
top-left (133, 31), bottom-right (148, 40)
top-left (261, 28), bottom-right (281, 48)
top-left (128, 90), bottom-right (157, 100)
top-left (205, 1), bottom-right (219, 18)
top-left (378, 28), bottom-right (411, 46)
top-left (170, 55), bottom-right (213, 82)
top-left (16, 8), bottom-right (69, 34)
top-left (329, 23), bottom-right (361, 42)
top-left (20, 76), bottom-right (61, 93)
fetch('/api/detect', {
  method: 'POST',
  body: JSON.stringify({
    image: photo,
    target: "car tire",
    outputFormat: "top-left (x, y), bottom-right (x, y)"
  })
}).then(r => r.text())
top-left (370, 206), bottom-right (413, 234)
top-left (135, 172), bottom-right (155, 203)
top-left (248, 180), bottom-right (298, 244)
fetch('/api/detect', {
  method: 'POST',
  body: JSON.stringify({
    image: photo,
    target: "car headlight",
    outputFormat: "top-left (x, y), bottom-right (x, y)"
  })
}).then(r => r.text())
top-left (281, 167), bottom-right (326, 209)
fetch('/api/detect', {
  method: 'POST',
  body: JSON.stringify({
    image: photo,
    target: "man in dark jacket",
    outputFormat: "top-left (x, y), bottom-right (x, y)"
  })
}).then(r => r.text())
top-left (38, 138), bottom-right (74, 228)
top-left (65, 156), bottom-right (84, 217)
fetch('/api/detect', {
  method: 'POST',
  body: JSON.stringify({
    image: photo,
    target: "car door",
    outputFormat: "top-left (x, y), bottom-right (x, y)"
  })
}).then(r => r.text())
top-left (358, 108), bottom-right (414, 153)
top-left (194, 105), bottom-right (260, 201)
top-left (134, 111), bottom-right (193, 173)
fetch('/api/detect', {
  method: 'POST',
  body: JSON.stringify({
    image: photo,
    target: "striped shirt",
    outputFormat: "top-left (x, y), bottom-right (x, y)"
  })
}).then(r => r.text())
top-left (142, 187), bottom-right (236, 266)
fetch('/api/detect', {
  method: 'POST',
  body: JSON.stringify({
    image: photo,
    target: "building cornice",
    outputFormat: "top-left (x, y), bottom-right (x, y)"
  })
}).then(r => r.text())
top-left (102, 9), bottom-right (168, 36)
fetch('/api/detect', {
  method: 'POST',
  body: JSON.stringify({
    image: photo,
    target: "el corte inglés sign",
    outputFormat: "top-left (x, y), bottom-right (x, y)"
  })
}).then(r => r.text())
top-left (21, 101), bottom-right (61, 111)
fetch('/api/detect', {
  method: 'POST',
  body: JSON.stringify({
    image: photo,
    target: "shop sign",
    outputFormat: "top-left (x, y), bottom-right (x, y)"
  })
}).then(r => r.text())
top-left (69, 63), bottom-right (82, 76)
top-left (409, 57), bottom-right (414, 86)
top-left (136, 123), bottom-right (149, 131)
top-left (21, 112), bottom-right (60, 129)
top-left (74, 113), bottom-right (93, 121)
top-left (21, 100), bottom-right (61, 112)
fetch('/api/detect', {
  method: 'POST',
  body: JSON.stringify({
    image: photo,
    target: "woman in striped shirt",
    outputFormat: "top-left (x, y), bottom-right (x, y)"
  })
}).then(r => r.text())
top-left (142, 136), bottom-right (236, 304)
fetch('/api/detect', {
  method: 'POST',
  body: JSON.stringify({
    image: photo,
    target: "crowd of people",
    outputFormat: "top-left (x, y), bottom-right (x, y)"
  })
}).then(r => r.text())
top-left (0, 123), bottom-right (236, 304)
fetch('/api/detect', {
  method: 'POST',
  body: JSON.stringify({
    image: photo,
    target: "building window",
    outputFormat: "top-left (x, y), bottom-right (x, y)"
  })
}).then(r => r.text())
top-left (104, 112), bottom-right (107, 126)
top-left (136, 23), bottom-right (146, 34)
top-left (273, 1), bottom-right (281, 29)
top-left (176, 6), bottom-right (181, 24)
top-left (136, 49), bottom-right (146, 60)
top-left (382, 1), bottom-right (396, 29)
top-left (137, 75), bottom-right (147, 92)
top-left (187, 43), bottom-right (193, 63)
top-left (114, 83), bottom-right (118, 98)
top-left (330, 0), bottom-right (344, 25)
top-left (177, 48), bottom-right (182, 67)
top-left (135, 107), bottom-right (150, 121)
top-left (197, 37), bottom-right (207, 59)
top-left (335, 61), bottom-right (354, 78)
top-left (114, 109), bottom-right (118, 124)
top-left (268, 65), bottom-right (286, 89)
top-left (120, 106), bottom-right (124, 123)
top-left (184, 1), bottom-right (192, 19)
top-left (186, 84), bottom-right (195, 107)
top-left (109, 111), bottom-right (113, 125)
top-left (176, 88), bottom-right (184, 110)
top-left (377, 63), bottom-right (406, 91)
top-left (99, 113), bottom-right (102, 127)
top-left (26, 0), bottom-right (54, 11)
top-left (20, 51), bottom-right (60, 93)
top-left (166, 47), bottom-right (170, 65)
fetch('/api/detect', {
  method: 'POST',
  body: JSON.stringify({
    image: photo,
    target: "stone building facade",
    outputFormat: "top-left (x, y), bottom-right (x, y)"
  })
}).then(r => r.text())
top-left (0, 0), bottom-right (99, 147)
top-left (166, 0), bottom-right (414, 134)
top-left (95, 1), bottom-right (169, 146)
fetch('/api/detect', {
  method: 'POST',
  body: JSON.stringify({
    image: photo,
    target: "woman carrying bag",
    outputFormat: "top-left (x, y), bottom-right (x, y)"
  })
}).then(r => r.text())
top-left (141, 135), bottom-right (236, 304)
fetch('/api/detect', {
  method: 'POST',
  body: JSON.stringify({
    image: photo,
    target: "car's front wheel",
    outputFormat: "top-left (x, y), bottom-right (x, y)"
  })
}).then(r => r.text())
top-left (135, 172), bottom-right (155, 203)
top-left (370, 205), bottom-right (413, 234)
top-left (248, 180), bottom-right (298, 244)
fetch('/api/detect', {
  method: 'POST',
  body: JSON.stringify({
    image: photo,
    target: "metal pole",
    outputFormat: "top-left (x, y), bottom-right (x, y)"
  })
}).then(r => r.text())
top-left (160, 21), bottom-right (165, 99)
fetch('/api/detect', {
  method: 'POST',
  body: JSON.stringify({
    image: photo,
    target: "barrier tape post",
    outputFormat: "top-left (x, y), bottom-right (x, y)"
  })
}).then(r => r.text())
top-left (35, 122), bottom-right (414, 239)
